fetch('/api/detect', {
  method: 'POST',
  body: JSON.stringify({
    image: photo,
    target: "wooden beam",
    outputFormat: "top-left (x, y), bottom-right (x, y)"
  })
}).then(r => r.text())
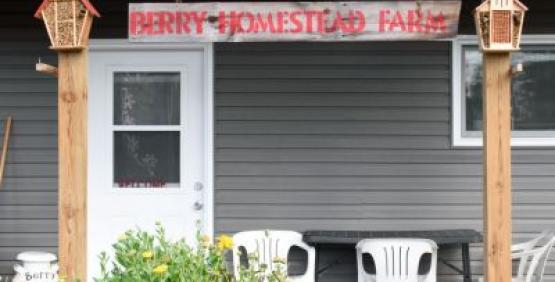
top-left (36, 62), bottom-right (58, 77)
top-left (0, 116), bottom-right (12, 186)
top-left (483, 52), bottom-right (512, 282)
top-left (58, 51), bottom-right (87, 281)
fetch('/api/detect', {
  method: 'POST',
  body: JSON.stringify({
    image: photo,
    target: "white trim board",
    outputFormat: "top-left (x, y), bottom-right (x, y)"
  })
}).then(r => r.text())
top-left (452, 35), bottom-right (555, 148)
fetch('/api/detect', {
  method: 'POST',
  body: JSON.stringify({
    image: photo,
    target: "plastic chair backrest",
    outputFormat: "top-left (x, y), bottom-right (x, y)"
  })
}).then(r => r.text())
top-left (513, 230), bottom-right (553, 280)
top-left (232, 230), bottom-right (316, 282)
top-left (513, 230), bottom-right (552, 253)
top-left (356, 238), bottom-right (438, 282)
top-left (514, 233), bottom-right (555, 282)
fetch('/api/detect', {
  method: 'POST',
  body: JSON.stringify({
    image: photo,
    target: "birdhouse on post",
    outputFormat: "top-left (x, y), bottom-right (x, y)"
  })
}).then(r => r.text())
top-left (475, 0), bottom-right (527, 52)
top-left (34, 0), bottom-right (100, 51)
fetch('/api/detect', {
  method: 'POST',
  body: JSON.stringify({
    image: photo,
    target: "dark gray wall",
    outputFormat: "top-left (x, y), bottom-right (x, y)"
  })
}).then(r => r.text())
top-left (0, 1), bottom-right (58, 277)
top-left (214, 42), bottom-right (555, 282)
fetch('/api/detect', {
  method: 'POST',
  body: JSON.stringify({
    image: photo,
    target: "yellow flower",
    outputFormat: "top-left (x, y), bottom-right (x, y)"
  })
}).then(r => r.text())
top-left (153, 264), bottom-right (168, 274)
top-left (217, 234), bottom-right (233, 250)
top-left (142, 251), bottom-right (153, 259)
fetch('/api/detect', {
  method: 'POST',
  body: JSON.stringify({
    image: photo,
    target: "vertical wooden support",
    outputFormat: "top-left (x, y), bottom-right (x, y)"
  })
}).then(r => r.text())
top-left (58, 50), bottom-right (87, 281)
top-left (483, 52), bottom-right (512, 282)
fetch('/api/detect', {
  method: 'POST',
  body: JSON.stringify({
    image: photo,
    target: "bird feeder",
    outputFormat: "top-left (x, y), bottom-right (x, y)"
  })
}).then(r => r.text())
top-left (475, 0), bottom-right (528, 52)
top-left (34, 0), bottom-right (100, 51)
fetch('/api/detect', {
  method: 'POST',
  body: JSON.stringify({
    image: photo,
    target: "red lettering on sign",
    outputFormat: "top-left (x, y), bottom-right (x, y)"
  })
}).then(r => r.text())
top-left (191, 12), bottom-right (207, 34)
top-left (144, 12), bottom-right (155, 35)
top-left (379, 9), bottom-right (390, 32)
top-left (304, 11), bottom-right (316, 33)
top-left (241, 12), bottom-right (256, 33)
top-left (353, 11), bottom-right (366, 33)
top-left (380, 9), bottom-right (447, 34)
top-left (157, 11), bottom-right (175, 35)
top-left (389, 11), bottom-right (406, 32)
top-left (254, 13), bottom-right (277, 33)
top-left (117, 179), bottom-right (168, 188)
top-left (425, 11), bottom-right (447, 33)
top-left (129, 4), bottom-right (460, 40)
top-left (229, 11), bottom-right (243, 33)
top-left (176, 12), bottom-right (190, 34)
top-left (218, 11), bottom-right (227, 33)
top-left (276, 12), bottom-right (285, 33)
top-left (325, 12), bottom-right (339, 33)
top-left (407, 10), bottom-right (423, 33)
top-left (316, 11), bottom-right (326, 33)
top-left (290, 11), bottom-right (303, 33)
top-left (130, 11), bottom-right (145, 36)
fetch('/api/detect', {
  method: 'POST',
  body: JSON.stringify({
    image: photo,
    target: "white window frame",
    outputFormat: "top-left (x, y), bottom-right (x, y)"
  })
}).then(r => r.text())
top-left (452, 35), bottom-right (555, 147)
top-left (110, 67), bottom-right (186, 189)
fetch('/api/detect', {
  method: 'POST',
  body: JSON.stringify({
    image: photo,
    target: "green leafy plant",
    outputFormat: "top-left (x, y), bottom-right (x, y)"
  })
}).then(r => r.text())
top-left (95, 222), bottom-right (232, 282)
top-left (235, 252), bottom-right (289, 282)
top-left (95, 222), bottom-right (289, 282)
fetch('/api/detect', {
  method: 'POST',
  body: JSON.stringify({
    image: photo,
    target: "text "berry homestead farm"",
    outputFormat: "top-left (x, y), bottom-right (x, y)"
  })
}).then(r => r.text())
top-left (129, 1), bottom-right (462, 42)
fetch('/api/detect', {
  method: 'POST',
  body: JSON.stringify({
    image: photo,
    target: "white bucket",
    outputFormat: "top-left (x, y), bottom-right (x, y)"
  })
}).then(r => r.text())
top-left (13, 252), bottom-right (58, 282)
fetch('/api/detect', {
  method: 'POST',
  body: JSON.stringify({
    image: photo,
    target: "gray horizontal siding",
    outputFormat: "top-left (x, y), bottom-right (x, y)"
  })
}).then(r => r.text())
top-left (0, 35), bottom-right (58, 278)
top-left (214, 42), bottom-right (555, 282)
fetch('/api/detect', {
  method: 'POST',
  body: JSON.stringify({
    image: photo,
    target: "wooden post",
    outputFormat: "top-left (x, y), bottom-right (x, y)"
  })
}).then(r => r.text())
top-left (483, 52), bottom-right (512, 282)
top-left (34, 0), bottom-right (99, 279)
top-left (58, 50), bottom-right (87, 281)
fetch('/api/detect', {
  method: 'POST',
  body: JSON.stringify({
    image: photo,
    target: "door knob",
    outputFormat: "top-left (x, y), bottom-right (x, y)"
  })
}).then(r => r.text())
top-left (194, 202), bottom-right (204, 211)
top-left (194, 182), bottom-right (204, 191)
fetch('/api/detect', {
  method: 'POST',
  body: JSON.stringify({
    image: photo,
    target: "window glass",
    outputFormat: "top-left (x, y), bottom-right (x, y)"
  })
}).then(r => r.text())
top-left (464, 46), bottom-right (555, 133)
top-left (114, 132), bottom-right (180, 188)
top-left (114, 72), bottom-right (180, 125)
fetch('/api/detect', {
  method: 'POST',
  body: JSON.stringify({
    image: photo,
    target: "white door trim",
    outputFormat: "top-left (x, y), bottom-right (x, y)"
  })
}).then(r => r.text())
top-left (88, 39), bottom-right (215, 237)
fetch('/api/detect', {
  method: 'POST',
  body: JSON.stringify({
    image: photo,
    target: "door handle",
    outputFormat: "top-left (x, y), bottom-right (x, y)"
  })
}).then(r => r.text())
top-left (194, 182), bottom-right (204, 211)
top-left (194, 202), bottom-right (204, 211)
top-left (194, 182), bottom-right (204, 192)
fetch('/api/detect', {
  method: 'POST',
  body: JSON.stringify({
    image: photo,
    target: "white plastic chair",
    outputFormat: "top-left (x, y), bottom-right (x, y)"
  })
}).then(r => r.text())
top-left (232, 230), bottom-right (316, 282)
top-left (356, 239), bottom-right (438, 282)
top-left (512, 230), bottom-right (552, 253)
top-left (479, 230), bottom-right (555, 282)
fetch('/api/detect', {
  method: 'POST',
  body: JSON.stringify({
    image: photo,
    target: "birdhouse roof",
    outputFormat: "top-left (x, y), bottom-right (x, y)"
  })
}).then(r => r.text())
top-left (513, 0), bottom-right (529, 11)
top-left (475, 0), bottom-right (529, 12)
top-left (34, 0), bottom-right (101, 19)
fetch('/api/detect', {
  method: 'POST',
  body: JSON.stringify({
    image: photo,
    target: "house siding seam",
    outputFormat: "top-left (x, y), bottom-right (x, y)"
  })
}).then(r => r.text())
top-left (213, 42), bottom-right (555, 282)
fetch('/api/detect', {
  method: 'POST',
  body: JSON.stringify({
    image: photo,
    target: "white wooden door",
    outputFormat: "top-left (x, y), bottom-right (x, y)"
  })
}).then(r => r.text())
top-left (87, 42), bottom-right (213, 280)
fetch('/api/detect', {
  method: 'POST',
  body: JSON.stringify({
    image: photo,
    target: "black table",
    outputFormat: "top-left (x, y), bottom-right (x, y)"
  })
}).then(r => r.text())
top-left (303, 229), bottom-right (483, 282)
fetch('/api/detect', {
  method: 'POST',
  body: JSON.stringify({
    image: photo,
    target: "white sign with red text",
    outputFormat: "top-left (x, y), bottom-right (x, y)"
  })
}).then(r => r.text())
top-left (129, 1), bottom-right (462, 42)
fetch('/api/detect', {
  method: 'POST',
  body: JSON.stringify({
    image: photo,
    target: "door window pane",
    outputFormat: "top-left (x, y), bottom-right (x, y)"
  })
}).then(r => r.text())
top-left (114, 131), bottom-right (180, 188)
top-left (114, 72), bottom-right (180, 125)
top-left (464, 46), bottom-right (555, 132)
